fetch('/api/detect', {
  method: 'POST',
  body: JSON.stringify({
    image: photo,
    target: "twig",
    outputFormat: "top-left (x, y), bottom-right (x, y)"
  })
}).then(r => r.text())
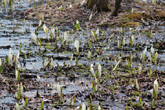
top-left (62, 90), bottom-right (79, 105)
top-left (112, 59), bottom-right (121, 72)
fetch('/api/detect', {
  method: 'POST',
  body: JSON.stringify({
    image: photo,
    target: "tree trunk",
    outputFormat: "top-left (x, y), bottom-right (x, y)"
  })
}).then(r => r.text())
top-left (87, 0), bottom-right (111, 11)
top-left (111, 0), bottom-right (122, 16)
top-left (87, 0), bottom-right (122, 16)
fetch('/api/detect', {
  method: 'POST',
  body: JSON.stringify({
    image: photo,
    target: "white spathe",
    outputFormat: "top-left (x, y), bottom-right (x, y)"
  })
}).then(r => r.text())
top-left (135, 79), bottom-right (139, 90)
top-left (90, 64), bottom-right (95, 78)
top-left (16, 103), bottom-right (20, 110)
top-left (31, 32), bottom-right (37, 44)
top-left (57, 82), bottom-right (62, 98)
top-left (9, 48), bottom-right (12, 62)
top-left (117, 40), bottom-right (120, 48)
top-left (91, 30), bottom-right (95, 37)
top-left (151, 46), bottom-right (155, 54)
top-left (88, 50), bottom-right (92, 59)
top-left (96, 28), bottom-right (99, 37)
top-left (63, 32), bottom-right (68, 42)
top-left (16, 51), bottom-right (19, 60)
top-left (98, 63), bottom-right (102, 78)
top-left (38, 19), bottom-right (42, 27)
top-left (142, 46), bottom-right (147, 59)
top-left (15, 69), bottom-right (19, 81)
top-left (74, 39), bottom-right (79, 53)
top-left (82, 102), bottom-right (86, 110)
top-left (51, 27), bottom-right (55, 37)
top-left (131, 35), bottom-right (134, 43)
top-left (0, 59), bottom-right (1, 66)
top-left (154, 79), bottom-right (158, 93)
top-left (122, 37), bottom-right (125, 45)
top-left (70, 53), bottom-right (73, 61)
top-left (43, 24), bottom-right (48, 36)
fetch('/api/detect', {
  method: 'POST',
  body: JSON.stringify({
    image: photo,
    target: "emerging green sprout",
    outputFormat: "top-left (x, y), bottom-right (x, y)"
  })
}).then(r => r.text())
top-left (91, 30), bottom-right (95, 38)
top-left (70, 53), bottom-right (73, 62)
top-left (141, 46), bottom-right (147, 63)
top-left (15, 69), bottom-right (20, 81)
top-left (55, 27), bottom-right (59, 36)
top-left (135, 79), bottom-right (139, 90)
top-left (122, 37), bottom-right (125, 46)
top-left (151, 0), bottom-right (156, 4)
top-left (91, 29), bottom-right (98, 41)
top-left (9, 48), bottom-right (12, 63)
top-left (31, 32), bottom-right (37, 44)
top-left (15, 83), bottom-right (23, 100)
top-left (74, 39), bottom-right (79, 53)
top-left (121, 27), bottom-right (124, 34)
top-left (98, 106), bottom-right (101, 110)
top-left (76, 20), bottom-right (80, 31)
top-left (22, 98), bottom-right (28, 107)
top-left (90, 64), bottom-right (99, 83)
top-left (75, 57), bottom-right (78, 65)
top-left (92, 82), bottom-right (98, 92)
top-left (148, 30), bottom-right (152, 37)
top-left (90, 64), bottom-right (96, 78)
top-left (130, 54), bottom-right (133, 63)
top-left (138, 63), bottom-right (142, 74)
top-left (129, 7), bottom-right (134, 14)
top-left (15, 51), bottom-right (20, 65)
top-left (57, 82), bottom-right (62, 99)
top-left (152, 99), bottom-right (156, 107)
top-left (126, 58), bottom-right (131, 67)
top-left (6, 55), bottom-right (9, 65)
top-left (3, 0), bottom-right (7, 7)
top-left (149, 68), bottom-right (152, 77)
top-left (149, 46), bottom-right (158, 64)
top-left (15, 103), bottom-right (20, 110)
top-left (70, 96), bottom-right (76, 105)
top-left (38, 19), bottom-right (42, 27)
top-left (96, 28), bottom-right (99, 37)
top-left (150, 79), bottom-right (159, 99)
top-left (49, 57), bottom-right (53, 67)
top-left (63, 32), bottom-right (68, 43)
top-left (153, 79), bottom-right (159, 99)
top-left (87, 50), bottom-right (92, 60)
top-left (0, 59), bottom-right (2, 73)
top-left (82, 102), bottom-right (86, 110)
top-left (98, 63), bottom-right (102, 78)
top-left (43, 24), bottom-right (49, 38)
top-left (88, 40), bottom-right (91, 48)
top-left (129, 35), bottom-right (134, 47)
top-left (42, 58), bottom-right (47, 67)
top-left (40, 101), bottom-right (44, 110)
top-left (151, 46), bottom-right (155, 54)
top-left (154, 52), bottom-right (158, 64)
top-left (89, 13), bottom-right (92, 20)
top-left (118, 40), bottom-right (121, 49)
top-left (10, 3), bottom-right (14, 12)
top-left (50, 26), bottom-right (55, 38)
top-left (16, 51), bottom-right (19, 60)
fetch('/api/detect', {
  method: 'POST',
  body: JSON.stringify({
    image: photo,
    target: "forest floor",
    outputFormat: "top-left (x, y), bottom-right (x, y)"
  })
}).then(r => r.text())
top-left (18, 0), bottom-right (165, 28)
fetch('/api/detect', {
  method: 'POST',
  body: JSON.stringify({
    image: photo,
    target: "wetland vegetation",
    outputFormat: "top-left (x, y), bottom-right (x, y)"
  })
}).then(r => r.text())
top-left (0, 0), bottom-right (164, 110)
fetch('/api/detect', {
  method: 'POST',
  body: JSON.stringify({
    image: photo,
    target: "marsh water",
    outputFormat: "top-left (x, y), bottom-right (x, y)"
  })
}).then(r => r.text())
top-left (0, 0), bottom-right (165, 109)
